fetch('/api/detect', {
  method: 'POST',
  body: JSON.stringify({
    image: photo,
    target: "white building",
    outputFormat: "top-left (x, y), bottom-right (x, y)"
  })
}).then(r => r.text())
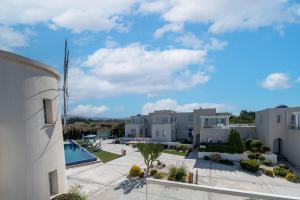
top-left (0, 50), bottom-right (67, 200)
top-left (256, 105), bottom-right (300, 166)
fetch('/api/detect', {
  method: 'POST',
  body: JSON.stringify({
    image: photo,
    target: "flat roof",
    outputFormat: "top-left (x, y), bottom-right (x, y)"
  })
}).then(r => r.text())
top-left (0, 50), bottom-right (60, 80)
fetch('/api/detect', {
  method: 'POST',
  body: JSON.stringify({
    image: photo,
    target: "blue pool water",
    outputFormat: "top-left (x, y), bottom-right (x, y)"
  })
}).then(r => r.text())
top-left (64, 141), bottom-right (97, 166)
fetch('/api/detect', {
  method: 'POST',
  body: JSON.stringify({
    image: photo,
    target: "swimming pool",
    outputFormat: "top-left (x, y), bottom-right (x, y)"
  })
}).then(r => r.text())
top-left (64, 140), bottom-right (97, 166)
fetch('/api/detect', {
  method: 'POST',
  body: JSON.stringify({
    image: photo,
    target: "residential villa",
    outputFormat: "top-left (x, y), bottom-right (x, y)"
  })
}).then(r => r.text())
top-left (0, 51), bottom-right (67, 200)
top-left (256, 105), bottom-right (300, 166)
top-left (125, 106), bottom-right (300, 166)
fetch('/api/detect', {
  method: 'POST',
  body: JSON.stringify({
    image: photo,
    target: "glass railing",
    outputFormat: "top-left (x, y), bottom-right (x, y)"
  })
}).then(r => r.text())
top-left (146, 178), bottom-right (300, 200)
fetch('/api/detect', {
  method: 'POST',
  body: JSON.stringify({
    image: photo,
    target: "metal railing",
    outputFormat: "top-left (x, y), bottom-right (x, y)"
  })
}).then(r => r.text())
top-left (146, 178), bottom-right (300, 200)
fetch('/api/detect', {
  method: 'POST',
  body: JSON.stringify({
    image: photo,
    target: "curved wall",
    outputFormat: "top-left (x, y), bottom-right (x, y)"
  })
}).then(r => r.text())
top-left (0, 51), bottom-right (67, 200)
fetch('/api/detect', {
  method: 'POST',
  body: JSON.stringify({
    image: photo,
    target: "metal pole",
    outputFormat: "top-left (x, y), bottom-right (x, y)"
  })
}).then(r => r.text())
top-left (196, 170), bottom-right (198, 184)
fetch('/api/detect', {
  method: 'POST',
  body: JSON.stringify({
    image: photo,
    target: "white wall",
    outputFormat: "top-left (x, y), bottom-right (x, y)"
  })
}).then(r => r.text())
top-left (151, 124), bottom-right (175, 142)
top-left (0, 51), bottom-right (67, 200)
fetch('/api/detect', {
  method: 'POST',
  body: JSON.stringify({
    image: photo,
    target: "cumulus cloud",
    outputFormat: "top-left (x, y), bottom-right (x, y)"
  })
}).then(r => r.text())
top-left (0, 0), bottom-right (139, 33)
top-left (71, 104), bottom-right (109, 117)
top-left (69, 43), bottom-right (210, 100)
top-left (141, 98), bottom-right (235, 114)
top-left (261, 73), bottom-right (291, 90)
top-left (0, 26), bottom-right (29, 50)
top-left (140, 0), bottom-right (300, 34)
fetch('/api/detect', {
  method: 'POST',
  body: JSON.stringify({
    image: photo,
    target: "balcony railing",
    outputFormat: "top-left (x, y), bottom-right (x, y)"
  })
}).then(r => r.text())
top-left (146, 178), bottom-right (300, 200)
top-left (288, 125), bottom-right (300, 130)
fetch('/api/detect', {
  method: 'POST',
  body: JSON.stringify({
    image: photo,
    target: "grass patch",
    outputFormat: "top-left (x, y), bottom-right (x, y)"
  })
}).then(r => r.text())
top-left (163, 149), bottom-right (188, 156)
top-left (74, 140), bottom-right (121, 163)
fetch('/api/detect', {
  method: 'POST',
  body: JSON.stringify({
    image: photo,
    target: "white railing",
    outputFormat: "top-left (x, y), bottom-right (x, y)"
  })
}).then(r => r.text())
top-left (146, 178), bottom-right (300, 200)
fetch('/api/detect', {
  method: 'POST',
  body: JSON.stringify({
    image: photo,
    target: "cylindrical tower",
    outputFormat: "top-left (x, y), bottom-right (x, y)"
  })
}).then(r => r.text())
top-left (0, 50), bottom-right (67, 200)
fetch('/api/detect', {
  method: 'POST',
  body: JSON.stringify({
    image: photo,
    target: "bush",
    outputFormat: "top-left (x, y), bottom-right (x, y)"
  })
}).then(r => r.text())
top-left (273, 166), bottom-right (289, 177)
top-left (204, 156), bottom-right (211, 161)
top-left (129, 165), bottom-right (142, 177)
top-left (278, 164), bottom-right (288, 169)
top-left (168, 165), bottom-right (187, 182)
top-left (258, 155), bottom-right (265, 161)
top-left (285, 173), bottom-right (299, 183)
top-left (228, 129), bottom-right (245, 153)
top-left (162, 163), bottom-right (166, 168)
top-left (262, 160), bottom-right (272, 166)
top-left (245, 138), bottom-right (254, 150)
top-left (114, 138), bottom-right (120, 144)
top-left (179, 144), bottom-right (188, 151)
top-left (154, 172), bottom-right (163, 179)
top-left (250, 140), bottom-right (263, 152)
top-left (211, 154), bottom-right (221, 162)
top-left (52, 193), bottom-right (82, 200)
top-left (150, 169), bottom-right (158, 176)
top-left (220, 159), bottom-right (234, 166)
top-left (240, 160), bottom-right (260, 173)
top-left (260, 145), bottom-right (270, 153)
top-left (265, 169), bottom-right (274, 177)
top-left (247, 153), bottom-right (257, 160)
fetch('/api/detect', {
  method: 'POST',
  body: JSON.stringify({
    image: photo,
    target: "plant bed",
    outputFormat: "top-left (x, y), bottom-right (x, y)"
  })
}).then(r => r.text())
top-left (199, 143), bottom-right (241, 154)
top-left (163, 149), bottom-right (188, 156)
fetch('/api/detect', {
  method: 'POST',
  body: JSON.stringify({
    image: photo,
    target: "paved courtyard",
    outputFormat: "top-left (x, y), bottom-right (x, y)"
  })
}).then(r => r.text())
top-left (67, 140), bottom-right (300, 200)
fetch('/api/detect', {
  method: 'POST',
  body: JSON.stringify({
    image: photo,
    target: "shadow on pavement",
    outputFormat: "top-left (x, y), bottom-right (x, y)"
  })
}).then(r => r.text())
top-left (114, 177), bottom-right (146, 194)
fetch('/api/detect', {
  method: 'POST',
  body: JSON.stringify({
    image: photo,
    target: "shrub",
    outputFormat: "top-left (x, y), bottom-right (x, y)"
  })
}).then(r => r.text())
top-left (52, 193), bottom-right (82, 200)
top-left (260, 145), bottom-right (270, 153)
top-left (211, 154), bottom-right (221, 162)
top-left (220, 159), bottom-right (234, 166)
top-left (157, 160), bottom-right (162, 166)
top-left (245, 138), bottom-right (254, 150)
top-left (162, 163), bottom-right (166, 168)
top-left (168, 165), bottom-right (187, 182)
top-left (285, 173), bottom-right (299, 183)
top-left (240, 160), bottom-right (259, 173)
top-left (278, 164), bottom-right (288, 169)
top-left (273, 166), bottom-right (289, 177)
top-left (247, 153), bottom-right (257, 160)
top-left (150, 169), bottom-right (158, 176)
top-left (250, 140), bottom-right (263, 152)
top-left (154, 172), bottom-right (163, 179)
top-left (258, 155), bottom-right (265, 161)
top-left (114, 138), bottom-right (120, 144)
top-left (204, 156), bottom-right (211, 161)
top-left (228, 129), bottom-right (244, 153)
top-left (262, 160), bottom-right (272, 166)
top-left (179, 144), bottom-right (188, 151)
top-left (129, 165), bottom-right (142, 177)
top-left (139, 171), bottom-right (145, 178)
top-left (175, 166), bottom-right (187, 182)
top-left (265, 169), bottom-right (274, 177)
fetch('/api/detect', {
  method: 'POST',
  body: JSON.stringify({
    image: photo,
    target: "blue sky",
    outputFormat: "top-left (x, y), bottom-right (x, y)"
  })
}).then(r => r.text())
top-left (1, 0), bottom-right (300, 118)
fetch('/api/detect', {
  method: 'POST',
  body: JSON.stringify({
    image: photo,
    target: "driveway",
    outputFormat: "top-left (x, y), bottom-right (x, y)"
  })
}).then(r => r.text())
top-left (67, 141), bottom-right (300, 200)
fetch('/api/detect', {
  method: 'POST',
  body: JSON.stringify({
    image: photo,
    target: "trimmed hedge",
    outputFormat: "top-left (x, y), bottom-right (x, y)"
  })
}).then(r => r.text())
top-left (228, 129), bottom-right (244, 153)
top-left (199, 144), bottom-right (240, 154)
top-left (240, 160), bottom-right (260, 173)
top-left (250, 140), bottom-right (263, 152)
top-left (262, 159), bottom-right (272, 166)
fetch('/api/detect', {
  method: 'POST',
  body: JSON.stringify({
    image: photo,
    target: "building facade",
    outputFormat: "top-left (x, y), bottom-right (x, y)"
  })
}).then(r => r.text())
top-left (0, 51), bottom-right (67, 200)
top-left (256, 105), bottom-right (300, 166)
top-left (125, 108), bottom-right (256, 145)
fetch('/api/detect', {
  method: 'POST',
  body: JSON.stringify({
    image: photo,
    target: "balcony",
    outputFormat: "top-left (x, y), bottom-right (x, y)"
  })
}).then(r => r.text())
top-left (201, 115), bottom-right (229, 129)
top-left (152, 117), bottom-right (176, 125)
top-left (288, 125), bottom-right (300, 130)
top-left (126, 118), bottom-right (145, 124)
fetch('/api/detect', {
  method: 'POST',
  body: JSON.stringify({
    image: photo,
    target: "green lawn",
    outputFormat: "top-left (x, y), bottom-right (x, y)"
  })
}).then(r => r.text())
top-left (163, 149), bottom-right (188, 157)
top-left (75, 140), bottom-right (121, 163)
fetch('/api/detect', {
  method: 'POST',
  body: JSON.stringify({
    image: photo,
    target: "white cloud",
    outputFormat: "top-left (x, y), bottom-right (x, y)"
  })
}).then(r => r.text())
top-left (71, 104), bottom-right (109, 117)
top-left (141, 0), bottom-right (300, 34)
top-left (261, 73), bottom-right (291, 90)
top-left (0, 26), bottom-right (29, 50)
top-left (141, 98), bottom-right (235, 114)
top-left (69, 43), bottom-right (210, 100)
top-left (0, 0), bottom-right (139, 33)
top-left (176, 32), bottom-right (228, 50)
top-left (296, 77), bottom-right (300, 83)
top-left (153, 23), bottom-right (183, 39)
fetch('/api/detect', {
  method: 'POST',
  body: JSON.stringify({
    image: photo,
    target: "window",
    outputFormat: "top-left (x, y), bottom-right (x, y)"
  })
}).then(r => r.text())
top-left (156, 130), bottom-right (159, 137)
top-left (131, 129), bottom-right (136, 135)
top-left (48, 170), bottom-right (58, 196)
top-left (162, 130), bottom-right (167, 137)
top-left (208, 137), bottom-right (213, 144)
top-left (43, 99), bottom-right (53, 124)
top-left (276, 114), bottom-right (281, 123)
top-left (217, 137), bottom-right (223, 143)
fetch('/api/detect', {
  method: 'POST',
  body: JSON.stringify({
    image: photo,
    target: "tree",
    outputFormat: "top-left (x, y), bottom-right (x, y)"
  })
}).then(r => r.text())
top-left (136, 143), bottom-right (163, 175)
top-left (228, 129), bottom-right (244, 153)
top-left (111, 123), bottom-right (125, 138)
